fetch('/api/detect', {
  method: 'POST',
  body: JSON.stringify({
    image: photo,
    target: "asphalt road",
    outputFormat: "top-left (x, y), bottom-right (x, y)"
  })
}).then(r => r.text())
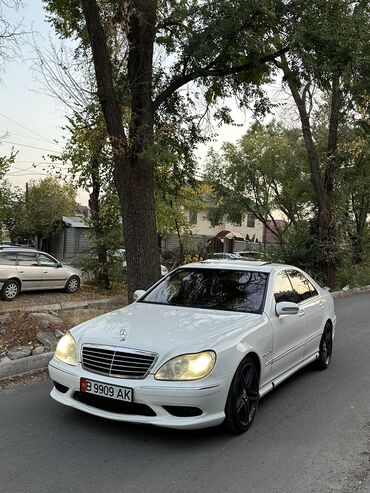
top-left (1, 293), bottom-right (369, 493)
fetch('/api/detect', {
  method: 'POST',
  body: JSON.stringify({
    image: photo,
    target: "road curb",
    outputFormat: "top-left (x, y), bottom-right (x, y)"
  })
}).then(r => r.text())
top-left (0, 351), bottom-right (54, 381)
top-left (331, 285), bottom-right (370, 298)
top-left (0, 295), bottom-right (125, 313)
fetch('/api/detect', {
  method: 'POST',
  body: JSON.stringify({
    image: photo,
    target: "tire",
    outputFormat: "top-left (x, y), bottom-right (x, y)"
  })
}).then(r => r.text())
top-left (224, 356), bottom-right (260, 434)
top-left (1, 279), bottom-right (20, 301)
top-left (65, 276), bottom-right (80, 294)
top-left (314, 323), bottom-right (333, 370)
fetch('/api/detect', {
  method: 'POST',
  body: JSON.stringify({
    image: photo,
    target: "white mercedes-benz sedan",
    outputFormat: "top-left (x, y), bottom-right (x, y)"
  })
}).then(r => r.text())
top-left (49, 260), bottom-right (336, 433)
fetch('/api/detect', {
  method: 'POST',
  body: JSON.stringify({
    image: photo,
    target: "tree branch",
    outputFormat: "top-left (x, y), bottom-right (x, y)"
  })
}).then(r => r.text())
top-left (153, 46), bottom-right (289, 112)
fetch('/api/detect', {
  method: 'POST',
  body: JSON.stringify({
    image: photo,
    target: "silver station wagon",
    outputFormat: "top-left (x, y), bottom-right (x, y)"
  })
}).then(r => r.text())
top-left (0, 248), bottom-right (81, 301)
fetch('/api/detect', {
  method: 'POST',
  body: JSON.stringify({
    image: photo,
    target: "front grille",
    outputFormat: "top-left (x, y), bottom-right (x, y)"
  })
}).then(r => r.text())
top-left (73, 392), bottom-right (156, 416)
top-left (82, 346), bottom-right (156, 379)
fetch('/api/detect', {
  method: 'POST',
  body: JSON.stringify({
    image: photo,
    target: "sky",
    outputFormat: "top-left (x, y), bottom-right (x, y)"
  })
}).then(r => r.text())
top-left (0, 1), bottom-right (261, 205)
top-left (0, 2), bottom-right (70, 189)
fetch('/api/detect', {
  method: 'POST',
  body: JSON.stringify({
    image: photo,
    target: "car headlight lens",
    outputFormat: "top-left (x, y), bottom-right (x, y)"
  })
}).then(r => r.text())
top-left (55, 332), bottom-right (77, 366)
top-left (155, 351), bottom-right (216, 381)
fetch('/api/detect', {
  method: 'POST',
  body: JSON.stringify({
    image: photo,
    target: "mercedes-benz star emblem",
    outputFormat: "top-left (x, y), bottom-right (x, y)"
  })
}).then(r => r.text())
top-left (120, 328), bottom-right (128, 341)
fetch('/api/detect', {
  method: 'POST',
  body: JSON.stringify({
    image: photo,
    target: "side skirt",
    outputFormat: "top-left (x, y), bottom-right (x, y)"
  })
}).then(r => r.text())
top-left (259, 352), bottom-right (319, 398)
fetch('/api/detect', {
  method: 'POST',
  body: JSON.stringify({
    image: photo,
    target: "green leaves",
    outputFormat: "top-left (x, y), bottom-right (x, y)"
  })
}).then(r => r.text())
top-left (205, 121), bottom-right (313, 235)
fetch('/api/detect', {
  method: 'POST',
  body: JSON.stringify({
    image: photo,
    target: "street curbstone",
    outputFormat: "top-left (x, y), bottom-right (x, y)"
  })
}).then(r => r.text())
top-left (0, 296), bottom-right (125, 313)
top-left (0, 351), bottom-right (54, 381)
top-left (331, 285), bottom-right (370, 298)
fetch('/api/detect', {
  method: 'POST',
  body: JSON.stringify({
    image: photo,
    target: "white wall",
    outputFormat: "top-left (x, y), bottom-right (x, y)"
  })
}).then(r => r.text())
top-left (186, 210), bottom-right (264, 242)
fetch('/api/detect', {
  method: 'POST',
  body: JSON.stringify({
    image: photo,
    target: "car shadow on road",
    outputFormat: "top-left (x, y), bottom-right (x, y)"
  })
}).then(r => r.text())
top-left (52, 362), bottom-right (327, 448)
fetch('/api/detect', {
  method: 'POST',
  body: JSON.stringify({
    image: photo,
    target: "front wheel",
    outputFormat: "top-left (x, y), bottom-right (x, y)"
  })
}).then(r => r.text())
top-left (314, 324), bottom-right (333, 370)
top-left (224, 356), bottom-right (260, 434)
top-left (1, 279), bottom-right (20, 301)
top-left (65, 276), bottom-right (80, 294)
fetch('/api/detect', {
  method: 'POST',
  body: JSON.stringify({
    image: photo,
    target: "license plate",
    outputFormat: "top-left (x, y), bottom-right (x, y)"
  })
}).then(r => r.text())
top-left (80, 378), bottom-right (133, 402)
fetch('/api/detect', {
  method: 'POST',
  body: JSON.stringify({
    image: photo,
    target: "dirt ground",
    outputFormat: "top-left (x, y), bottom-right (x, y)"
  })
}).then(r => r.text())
top-left (0, 286), bottom-right (126, 312)
top-left (0, 305), bottom-right (125, 353)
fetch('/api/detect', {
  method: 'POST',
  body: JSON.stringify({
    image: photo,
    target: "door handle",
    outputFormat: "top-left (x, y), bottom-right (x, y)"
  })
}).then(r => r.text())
top-left (298, 309), bottom-right (305, 318)
top-left (43, 271), bottom-right (48, 274)
top-left (18, 270), bottom-right (24, 273)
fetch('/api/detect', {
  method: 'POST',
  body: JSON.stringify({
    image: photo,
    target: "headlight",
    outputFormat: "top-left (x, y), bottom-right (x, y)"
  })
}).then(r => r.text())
top-left (55, 332), bottom-right (77, 366)
top-left (155, 351), bottom-right (216, 381)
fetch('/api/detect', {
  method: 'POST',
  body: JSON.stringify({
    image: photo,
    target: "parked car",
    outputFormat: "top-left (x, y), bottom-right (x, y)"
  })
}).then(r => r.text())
top-left (115, 248), bottom-right (169, 276)
top-left (49, 260), bottom-right (336, 433)
top-left (237, 251), bottom-right (263, 260)
top-left (0, 248), bottom-right (82, 301)
top-left (208, 252), bottom-right (241, 260)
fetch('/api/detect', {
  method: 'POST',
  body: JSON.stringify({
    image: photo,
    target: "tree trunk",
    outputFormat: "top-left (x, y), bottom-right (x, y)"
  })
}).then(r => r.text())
top-left (169, 199), bottom-right (184, 262)
top-left (81, 0), bottom-right (161, 301)
top-left (89, 167), bottom-right (110, 290)
top-left (352, 188), bottom-right (370, 264)
top-left (279, 54), bottom-right (339, 288)
top-left (320, 76), bottom-right (341, 288)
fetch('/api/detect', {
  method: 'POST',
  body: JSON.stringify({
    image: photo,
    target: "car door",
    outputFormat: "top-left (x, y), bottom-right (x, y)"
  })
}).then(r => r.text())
top-left (270, 270), bottom-right (307, 381)
top-left (16, 251), bottom-right (41, 290)
top-left (287, 270), bottom-right (326, 360)
top-left (38, 253), bottom-right (68, 289)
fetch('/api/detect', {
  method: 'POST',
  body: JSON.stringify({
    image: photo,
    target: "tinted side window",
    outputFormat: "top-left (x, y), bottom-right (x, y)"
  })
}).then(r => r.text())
top-left (0, 252), bottom-right (17, 265)
top-left (274, 271), bottom-right (299, 303)
top-left (287, 270), bottom-right (313, 302)
top-left (17, 252), bottom-right (38, 266)
top-left (307, 279), bottom-right (318, 297)
top-left (38, 254), bottom-right (58, 267)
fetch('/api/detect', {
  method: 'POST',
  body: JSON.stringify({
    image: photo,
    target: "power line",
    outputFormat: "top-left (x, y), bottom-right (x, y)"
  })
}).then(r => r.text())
top-left (9, 160), bottom-right (64, 164)
top-left (6, 172), bottom-right (49, 177)
top-left (0, 139), bottom-right (62, 153)
top-left (0, 112), bottom-right (58, 145)
top-left (0, 128), bottom-right (61, 146)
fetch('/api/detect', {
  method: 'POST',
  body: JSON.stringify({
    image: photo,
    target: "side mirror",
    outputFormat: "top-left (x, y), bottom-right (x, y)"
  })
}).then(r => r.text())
top-left (57, 262), bottom-right (63, 268)
top-left (276, 301), bottom-right (299, 317)
top-left (133, 289), bottom-right (146, 301)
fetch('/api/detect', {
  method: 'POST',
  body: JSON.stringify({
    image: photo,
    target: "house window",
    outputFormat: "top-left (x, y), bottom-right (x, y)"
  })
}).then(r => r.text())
top-left (189, 211), bottom-right (198, 225)
top-left (231, 218), bottom-right (242, 227)
top-left (247, 213), bottom-right (255, 228)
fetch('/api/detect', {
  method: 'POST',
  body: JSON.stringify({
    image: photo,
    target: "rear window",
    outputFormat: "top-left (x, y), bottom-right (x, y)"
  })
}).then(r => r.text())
top-left (0, 251), bottom-right (17, 265)
top-left (17, 252), bottom-right (38, 266)
top-left (141, 268), bottom-right (268, 314)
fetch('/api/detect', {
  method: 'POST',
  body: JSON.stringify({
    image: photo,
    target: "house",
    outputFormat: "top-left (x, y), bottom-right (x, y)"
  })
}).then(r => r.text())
top-left (47, 216), bottom-right (92, 260)
top-left (185, 209), bottom-right (264, 243)
top-left (264, 219), bottom-right (287, 244)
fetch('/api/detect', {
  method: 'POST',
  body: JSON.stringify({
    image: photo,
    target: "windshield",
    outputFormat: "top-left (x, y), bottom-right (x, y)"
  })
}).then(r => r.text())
top-left (140, 268), bottom-right (268, 314)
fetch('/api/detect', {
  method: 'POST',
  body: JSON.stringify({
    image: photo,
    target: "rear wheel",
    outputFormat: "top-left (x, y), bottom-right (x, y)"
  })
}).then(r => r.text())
top-left (224, 356), bottom-right (260, 434)
top-left (1, 279), bottom-right (20, 301)
top-left (65, 276), bottom-right (80, 294)
top-left (314, 323), bottom-right (333, 370)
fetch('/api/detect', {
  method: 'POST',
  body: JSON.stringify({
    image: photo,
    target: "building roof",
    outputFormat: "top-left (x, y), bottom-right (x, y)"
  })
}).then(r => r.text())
top-left (62, 216), bottom-right (89, 229)
top-left (215, 230), bottom-right (244, 240)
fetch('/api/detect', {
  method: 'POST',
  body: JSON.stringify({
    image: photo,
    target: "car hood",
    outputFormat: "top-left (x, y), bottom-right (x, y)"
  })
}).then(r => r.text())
top-left (71, 302), bottom-right (261, 362)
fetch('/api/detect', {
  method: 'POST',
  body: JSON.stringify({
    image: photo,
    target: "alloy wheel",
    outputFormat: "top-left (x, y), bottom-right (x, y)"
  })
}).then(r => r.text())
top-left (235, 363), bottom-right (259, 427)
top-left (5, 282), bottom-right (18, 299)
top-left (320, 327), bottom-right (333, 366)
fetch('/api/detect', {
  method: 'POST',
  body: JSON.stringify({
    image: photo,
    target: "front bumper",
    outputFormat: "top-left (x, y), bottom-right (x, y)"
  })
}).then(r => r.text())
top-left (48, 358), bottom-right (232, 430)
